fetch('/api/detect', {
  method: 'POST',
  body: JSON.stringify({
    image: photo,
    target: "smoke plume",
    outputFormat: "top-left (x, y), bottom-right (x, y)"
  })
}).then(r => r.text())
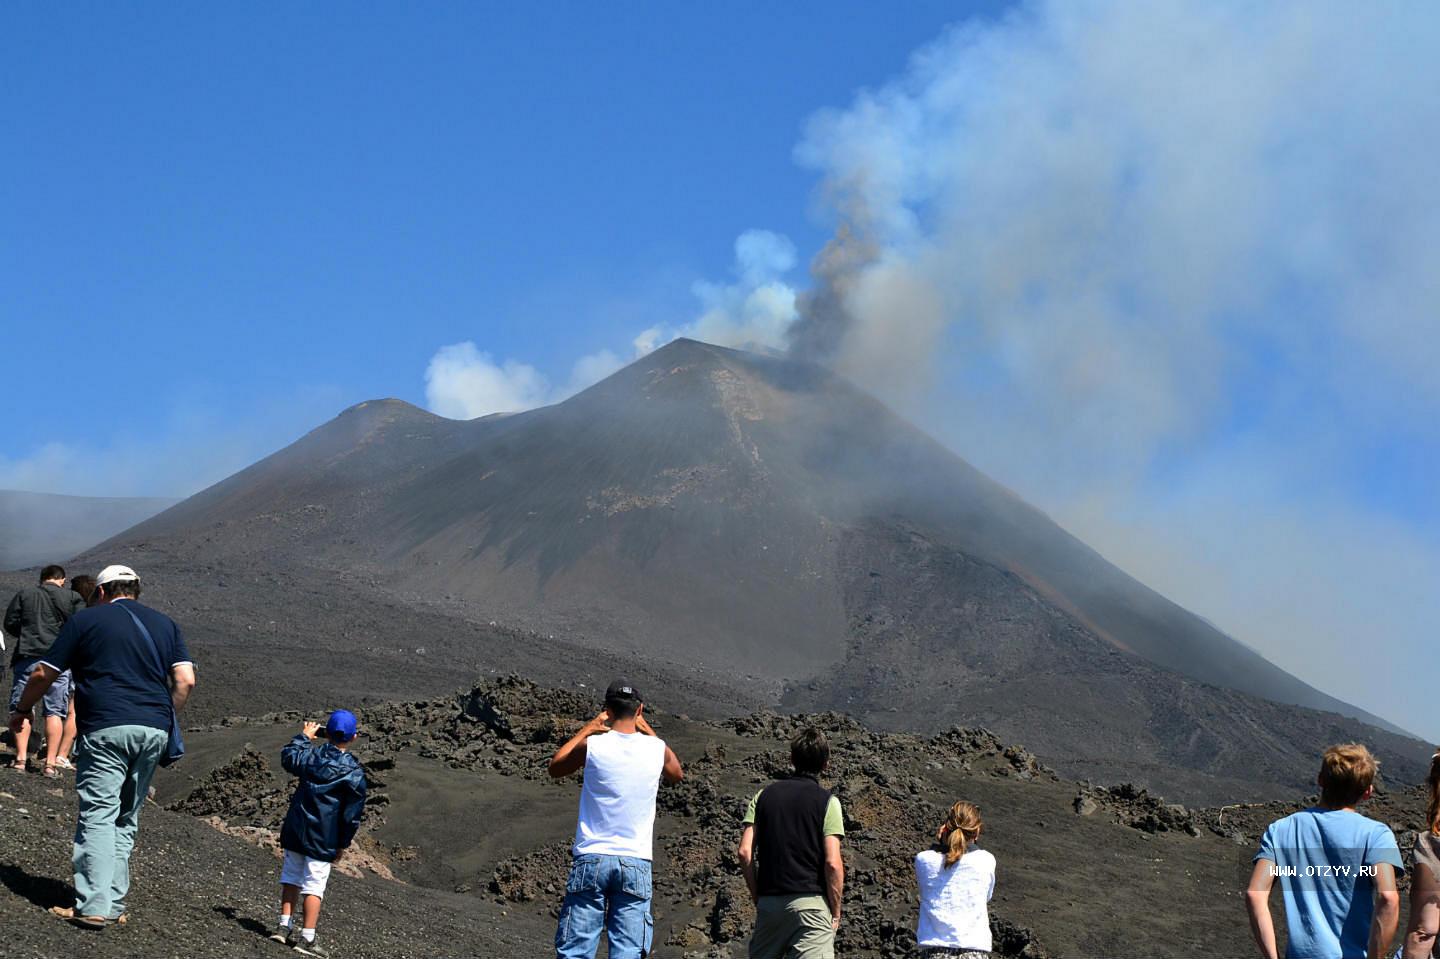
top-left (424, 342), bottom-right (625, 420)
top-left (785, 1), bottom-right (1440, 735)
top-left (428, 229), bottom-right (799, 419)
top-left (416, 2), bottom-right (1439, 734)
top-left (634, 229), bottom-right (799, 358)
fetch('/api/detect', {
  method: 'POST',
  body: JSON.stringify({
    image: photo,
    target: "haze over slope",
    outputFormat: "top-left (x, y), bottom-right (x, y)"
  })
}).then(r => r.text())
top-left (104, 339), bottom-right (1426, 797)
top-left (0, 490), bottom-right (177, 571)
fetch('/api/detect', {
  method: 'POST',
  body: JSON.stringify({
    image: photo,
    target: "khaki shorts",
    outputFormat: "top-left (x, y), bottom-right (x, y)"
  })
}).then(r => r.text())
top-left (749, 894), bottom-right (834, 959)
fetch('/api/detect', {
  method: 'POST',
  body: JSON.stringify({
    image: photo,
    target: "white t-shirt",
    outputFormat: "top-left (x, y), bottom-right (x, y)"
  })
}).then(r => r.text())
top-left (573, 731), bottom-right (667, 860)
top-left (914, 847), bottom-right (996, 951)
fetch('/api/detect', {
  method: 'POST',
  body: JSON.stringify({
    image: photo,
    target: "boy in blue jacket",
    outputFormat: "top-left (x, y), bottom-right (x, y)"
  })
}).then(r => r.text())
top-left (271, 710), bottom-right (367, 957)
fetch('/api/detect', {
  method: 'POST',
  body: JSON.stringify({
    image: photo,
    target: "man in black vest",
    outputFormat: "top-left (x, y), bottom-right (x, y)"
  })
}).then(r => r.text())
top-left (736, 727), bottom-right (846, 959)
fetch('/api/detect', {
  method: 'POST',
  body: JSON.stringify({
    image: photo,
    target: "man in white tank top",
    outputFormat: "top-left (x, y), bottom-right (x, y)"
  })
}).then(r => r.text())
top-left (548, 680), bottom-right (684, 959)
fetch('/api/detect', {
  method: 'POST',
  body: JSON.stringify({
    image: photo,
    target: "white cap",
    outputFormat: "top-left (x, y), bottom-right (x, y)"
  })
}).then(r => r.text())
top-left (95, 565), bottom-right (140, 586)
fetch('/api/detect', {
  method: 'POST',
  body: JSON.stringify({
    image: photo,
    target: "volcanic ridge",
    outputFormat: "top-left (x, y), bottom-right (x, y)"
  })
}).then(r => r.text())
top-left (54, 337), bottom-right (1427, 802)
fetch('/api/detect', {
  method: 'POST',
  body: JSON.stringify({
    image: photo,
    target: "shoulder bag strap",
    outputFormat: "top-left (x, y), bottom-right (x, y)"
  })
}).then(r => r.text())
top-left (119, 604), bottom-right (176, 705)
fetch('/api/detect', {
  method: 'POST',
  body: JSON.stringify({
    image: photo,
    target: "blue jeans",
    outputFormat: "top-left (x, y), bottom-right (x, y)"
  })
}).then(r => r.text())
top-left (554, 854), bottom-right (654, 959)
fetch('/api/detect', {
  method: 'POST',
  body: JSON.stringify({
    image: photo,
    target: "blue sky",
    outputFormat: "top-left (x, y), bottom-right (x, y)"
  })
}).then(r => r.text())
top-left (3, 3), bottom-right (1438, 738)
top-left (2, 1), bottom-right (996, 481)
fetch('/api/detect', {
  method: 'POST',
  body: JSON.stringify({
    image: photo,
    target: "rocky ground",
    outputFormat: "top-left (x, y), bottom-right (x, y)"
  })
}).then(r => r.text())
top-left (5, 668), bottom-right (1434, 950)
top-left (4, 675), bottom-right (1433, 957)
top-left (0, 758), bottom-right (546, 959)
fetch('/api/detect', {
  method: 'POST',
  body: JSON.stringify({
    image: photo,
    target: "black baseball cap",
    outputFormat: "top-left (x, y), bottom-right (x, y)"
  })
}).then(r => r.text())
top-left (605, 679), bottom-right (642, 704)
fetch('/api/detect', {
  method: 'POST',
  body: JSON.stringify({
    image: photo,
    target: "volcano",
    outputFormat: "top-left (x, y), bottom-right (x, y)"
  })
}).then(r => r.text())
top-left (90, 339), bottom-right (1427, 798)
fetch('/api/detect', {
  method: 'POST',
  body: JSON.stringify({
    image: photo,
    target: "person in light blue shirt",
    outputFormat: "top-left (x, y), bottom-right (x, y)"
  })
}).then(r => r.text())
top-left (1246, 743), bottom-right (1403, 959)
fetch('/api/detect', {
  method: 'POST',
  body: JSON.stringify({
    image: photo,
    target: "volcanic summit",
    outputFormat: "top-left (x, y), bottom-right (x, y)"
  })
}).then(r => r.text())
top-left (88, 338), bottom-right (1427, 799)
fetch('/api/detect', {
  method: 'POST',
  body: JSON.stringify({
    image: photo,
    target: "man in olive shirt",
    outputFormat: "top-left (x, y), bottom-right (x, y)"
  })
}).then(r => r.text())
top-left (737, 727), bottom-right (846, 959)
top-left (4, 564), bottom-right (85, 773)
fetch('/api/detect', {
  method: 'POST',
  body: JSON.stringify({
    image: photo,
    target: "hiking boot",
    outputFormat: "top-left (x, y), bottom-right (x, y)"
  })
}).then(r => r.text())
top-left (292, 934), bottom-right (330, 957)
top-left (269, 922), bottom-right (296, 944)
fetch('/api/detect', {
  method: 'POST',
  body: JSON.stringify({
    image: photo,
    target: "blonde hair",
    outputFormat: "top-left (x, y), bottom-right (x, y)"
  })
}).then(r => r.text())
top-left (1426, 750), bottom-right (1440, 836)
top-left (1318, 743), bottom-right (1379, 808)
top-left (940, 801), bottom-right (983, 868)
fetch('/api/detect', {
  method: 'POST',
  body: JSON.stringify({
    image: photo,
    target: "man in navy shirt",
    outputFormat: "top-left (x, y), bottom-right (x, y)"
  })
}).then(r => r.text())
top-left (8, 564), bottom-right (197, 929)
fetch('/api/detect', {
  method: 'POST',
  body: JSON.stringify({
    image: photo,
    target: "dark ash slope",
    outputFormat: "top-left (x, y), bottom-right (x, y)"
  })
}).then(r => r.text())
top-left (77, 339), bottom-right (1427, 799)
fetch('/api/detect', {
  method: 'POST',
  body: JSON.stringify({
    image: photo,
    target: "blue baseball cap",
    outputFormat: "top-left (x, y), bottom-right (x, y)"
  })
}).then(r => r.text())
top-left (326, 709), bottom-right (358, 741)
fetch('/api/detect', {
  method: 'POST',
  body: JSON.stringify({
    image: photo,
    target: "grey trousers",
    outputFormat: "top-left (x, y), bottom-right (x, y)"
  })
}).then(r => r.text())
top-left (72, 724), bottom-right (167, 918)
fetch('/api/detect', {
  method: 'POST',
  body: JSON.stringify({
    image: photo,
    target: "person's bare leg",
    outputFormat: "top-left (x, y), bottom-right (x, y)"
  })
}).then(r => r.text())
top-left (280, 883), bottom-right (300, 920)
top-left (13, 715), bottom-right (31, 766)
top-left (58, 701), bottom-right (77, 761)
top-left (43, 715), bottom-right (64, 768)
top-left (301, 894), bottom-right (322, 933)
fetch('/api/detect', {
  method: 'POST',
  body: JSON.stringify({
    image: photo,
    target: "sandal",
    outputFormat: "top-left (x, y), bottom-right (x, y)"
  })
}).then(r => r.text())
top-left (48, 906), bottom-right (107, 929)
top-left (42, 764), bottom-right (61, 779)
top-left (54, 757), bottom-right (75, 771)
top-left (7, 759), bottom-right (25, 771)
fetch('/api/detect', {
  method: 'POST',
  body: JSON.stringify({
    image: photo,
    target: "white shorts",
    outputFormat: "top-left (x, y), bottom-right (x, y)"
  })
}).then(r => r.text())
top-left (280, 849), bottom-right (333, 898)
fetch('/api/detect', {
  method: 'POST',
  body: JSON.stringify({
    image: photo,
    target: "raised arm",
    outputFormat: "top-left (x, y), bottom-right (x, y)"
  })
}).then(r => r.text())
top-left (281, 722), bottom-right (322, 776)
top-left (1246, 859), bottom-right (1279, 959)
top-left (1370, 862), bottom-right (1401, 959)
top-left (632, 708), bottom-right (683, 783)
top-left (660, 745), bottom-right (684, 784)
top-left (548, 710), bottom-right (611, 779)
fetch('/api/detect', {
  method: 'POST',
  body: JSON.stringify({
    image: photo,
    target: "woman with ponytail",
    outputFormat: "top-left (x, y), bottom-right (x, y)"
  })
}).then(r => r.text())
top-left (1402, 751), bottom-right (1440, 959)
top-left (914, 801), bottom-right (995, 958)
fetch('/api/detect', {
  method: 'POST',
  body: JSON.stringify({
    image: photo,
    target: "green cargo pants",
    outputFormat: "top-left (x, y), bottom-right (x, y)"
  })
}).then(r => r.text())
top-left (72, 724), bottom-right (167, 919)
top-left (748, 894), bottom-right (835, 959)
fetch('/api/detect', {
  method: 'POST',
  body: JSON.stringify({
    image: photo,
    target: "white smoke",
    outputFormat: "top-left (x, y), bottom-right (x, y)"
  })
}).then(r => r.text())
top-left (794, 2), bottom-right (1440, 460)
top-left (427, 229), bottom-right (799, 419)
top-left (633, 229), bottom-right (799, 356)
top-left (423, 342), bottom-right (628, 419)
top-left (414, 3), bottom-right (1440, 733)
top-left (789, 1), bottom-right (1440, 735)
top-left (423, 344), bottom-right (551, 420)
top-left (566, 349), bottom-right (625, 394)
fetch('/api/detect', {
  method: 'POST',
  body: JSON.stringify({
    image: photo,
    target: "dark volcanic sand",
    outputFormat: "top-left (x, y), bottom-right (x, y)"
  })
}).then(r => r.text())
top-left (0, 757), bottom-right (548, 959)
